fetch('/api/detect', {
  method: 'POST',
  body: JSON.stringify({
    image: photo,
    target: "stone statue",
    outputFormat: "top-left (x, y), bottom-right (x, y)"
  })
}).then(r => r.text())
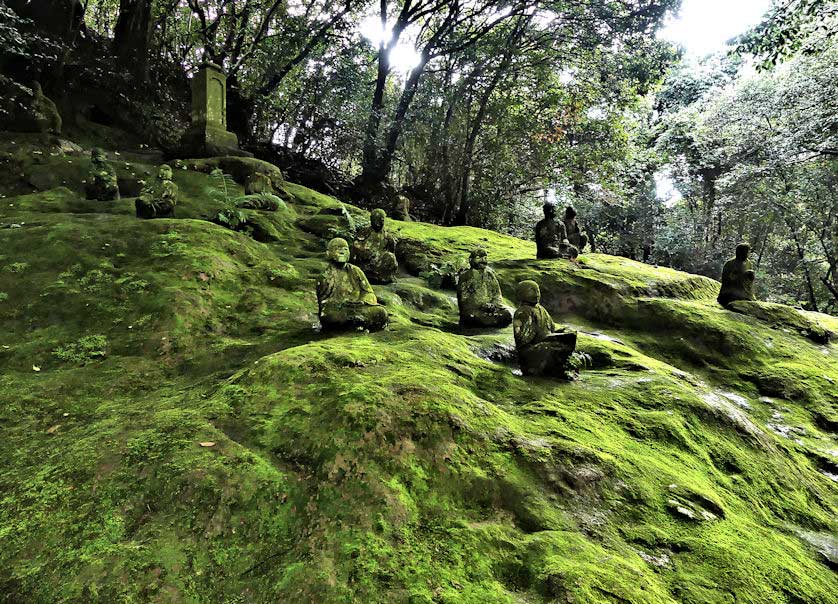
top-left (136, 164), bottom-right (178, 219)
top-left (244, 172), bottom-right (274, 195)
top-left (351, 209), bottom-right (398, 284)
top-left (535, 203), bottom-right (579, 260)
top-left (563, 206), bottom-right (587, 252)
top-left (237, 172), bottom-right (282, 211)
top-left (85, 148), bottom-right (120, 201)
top-left (718, 243), bottom-right (756, 306)
top-left (457, 248), bottom-right (513, 327)
top-left (317, 237), bottom-right (389, 331)
top-left (513, 280), bottom-right (577, 377)
top-left (393, 195), bottom-right (412, 221)
top-left (31, 81), bottom-right (62, 137)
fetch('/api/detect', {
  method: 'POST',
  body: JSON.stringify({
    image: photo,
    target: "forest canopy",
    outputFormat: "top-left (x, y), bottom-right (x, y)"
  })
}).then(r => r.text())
top-left (1, 0), bottom-right (836, 313)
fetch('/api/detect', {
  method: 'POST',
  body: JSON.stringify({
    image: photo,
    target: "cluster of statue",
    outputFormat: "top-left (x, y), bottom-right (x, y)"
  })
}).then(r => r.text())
top-left (136, 164), bottom-right (178, 219)
top-left (351, 209), bottom-right (398, 284)
top-left (85, 148), bottom-right (119, 201)
top-left (316, 208), bottom-right (403, 332)
top-left (317, 237), bottom-right (390, 332)
top-left (718, 243), bottom-right (756, 306)
top-left (535, 203), bottom-right (584, 260)
top-left (316, 207), bottom-right (578, 375)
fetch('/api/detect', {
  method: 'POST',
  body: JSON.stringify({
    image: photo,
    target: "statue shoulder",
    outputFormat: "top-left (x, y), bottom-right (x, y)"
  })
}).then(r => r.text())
top-left (348, 263), bottom-right (369, 281)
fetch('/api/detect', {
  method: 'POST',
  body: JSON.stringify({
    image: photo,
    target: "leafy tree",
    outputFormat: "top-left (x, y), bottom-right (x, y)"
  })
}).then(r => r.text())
top-left (736, 0), bottom-right (838, 67)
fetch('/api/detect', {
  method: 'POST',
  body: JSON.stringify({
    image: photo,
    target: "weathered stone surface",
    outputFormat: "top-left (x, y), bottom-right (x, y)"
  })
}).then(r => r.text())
top-left (244, 172), bottom-right (274, 195)
top-left (718, 243), bottom-right (756, 306)
top-left (31, 82), bottom-right (62, 137)
top-left (135, 164), bottom-right (177, 219)
top-left (237, 194), bottom-right (282, 211)
top-left (535, 203), bottom-right (578, 260)
top-left (457, 249), bottom-right (512, 327)
top-left (84, 148), bottom-right (119, 201)
top-left (184, 156), bottom-right (282, 186)
top-left (178, 63), bottom-right (249, 158)
top-left (317, 238), bottom-right (388, 331)
top-left (513, 280), bottom-right (577, 376)
top-left (352, 209), bottom-right (398, 284)
top-left (728, 299), bottom-right (834, 344)
top-left (393, 195), bottom-right (412, 221)
top-left (563, 206), bottom-right (587, 252)
top-left (3, 82), bottom-right (63, 137)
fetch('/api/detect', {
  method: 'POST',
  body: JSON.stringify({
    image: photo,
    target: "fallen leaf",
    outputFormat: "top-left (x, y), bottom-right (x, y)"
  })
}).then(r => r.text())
top-left (32, 365), bottom-right (40, 372)
top-left (46, 424), bottom-right (61, 434)
top-left (199, 441), bottom-right (216, 447)
top-left (198, 272), bottom-right (209, 282)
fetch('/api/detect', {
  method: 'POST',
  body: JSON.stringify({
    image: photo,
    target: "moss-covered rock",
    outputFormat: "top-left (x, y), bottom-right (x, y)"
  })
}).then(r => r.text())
top-left (0, 136), bottom-right (836, 603)
top-left (729, 299), bottom-right (836, 344)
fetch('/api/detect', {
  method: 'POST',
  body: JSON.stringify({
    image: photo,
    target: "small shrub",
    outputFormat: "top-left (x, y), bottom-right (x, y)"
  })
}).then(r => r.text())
top-left (53, 335), bottom-right (109, 364)
top-left (6, 262), bottom-right (28, 273)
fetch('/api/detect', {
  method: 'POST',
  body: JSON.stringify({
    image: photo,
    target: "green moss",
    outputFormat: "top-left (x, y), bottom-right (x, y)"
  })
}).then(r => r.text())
top-left (0, 148), bottom-right (836, 603)
top-left (53, 334), bottom-right (109, 364)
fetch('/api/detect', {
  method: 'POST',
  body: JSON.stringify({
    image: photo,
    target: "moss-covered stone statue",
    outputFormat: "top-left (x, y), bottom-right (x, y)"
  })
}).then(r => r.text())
top-left (317, 237), bottom-right (389, 332)
top-left (393, 195), bottom-right (412, 221)
top-left (136, 164), bottom-right (178, 219)
top-left (351, 209), bottom-right (398, 284)
top-left (718, 243), bottom-right (756, 306)
top-left (457, 248), bottom-right (513, 327)
top-left (85, 148), bottom-right (119, 201)
top-left (237, 172), bottom-right (283, 211)
top-left (563, 206), bottom-right (587, 252)
top-left (513, 280), bottom-right (577, 377)
top-left (535, 203), bottom-right (579, 260)
top-left (31, 82), bottom-right (62, 137)
top-left (244, 171), bottom-right (273, 195)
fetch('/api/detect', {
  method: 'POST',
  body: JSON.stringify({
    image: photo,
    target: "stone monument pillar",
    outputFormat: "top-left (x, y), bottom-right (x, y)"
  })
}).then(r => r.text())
top-left (179, 62), bottom-right (248, 157)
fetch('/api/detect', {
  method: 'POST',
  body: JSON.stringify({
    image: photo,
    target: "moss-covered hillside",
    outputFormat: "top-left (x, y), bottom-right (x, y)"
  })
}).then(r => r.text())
top-left (1, 132), bottom-right (837, 603)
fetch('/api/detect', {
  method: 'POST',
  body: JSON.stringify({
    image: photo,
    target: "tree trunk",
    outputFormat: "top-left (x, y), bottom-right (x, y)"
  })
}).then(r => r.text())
top-left (226, 75), bottom-right (255, 146)
top-left (360, 47), bottom-right (392, 187)
top-left (114, 0), bottom-right (152, 82)
top-left (376, 59), bottom-right (428, 182)
top-left (452, 45), bottom-right (518, 225)
top-left (790, 226), bottom-right (819, 312)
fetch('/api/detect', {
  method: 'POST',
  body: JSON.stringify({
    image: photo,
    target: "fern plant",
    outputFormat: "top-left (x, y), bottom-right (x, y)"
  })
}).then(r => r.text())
top-left (209, 169), bottom-right (249, 229)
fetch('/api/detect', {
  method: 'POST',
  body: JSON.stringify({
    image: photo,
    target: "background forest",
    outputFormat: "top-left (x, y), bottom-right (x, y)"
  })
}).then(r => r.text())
top-left (1, 0), bottom-right (836, 312)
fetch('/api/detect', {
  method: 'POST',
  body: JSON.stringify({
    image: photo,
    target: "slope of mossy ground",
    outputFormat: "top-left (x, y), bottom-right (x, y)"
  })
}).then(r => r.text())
top-left (1, 133), bottom-right (837, 603)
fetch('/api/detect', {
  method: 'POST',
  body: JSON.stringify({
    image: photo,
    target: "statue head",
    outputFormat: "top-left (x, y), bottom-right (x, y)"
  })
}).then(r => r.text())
top-left (735, 242), bottom-right (751, 261)
top-left (469, 248), bottom-right (488, 270)
top-left (327, 237), bottom-right (350, 264)
top-left (370, 208), bottom-right (386, 231)
top-left (158, 164), bottom-right (173, 181)
top-left (564, 206), bottom-right (577, 220)
top-left (543, 203), bottom-right (556, 219)
top-left (517, 280), bottom-right (541, 306)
